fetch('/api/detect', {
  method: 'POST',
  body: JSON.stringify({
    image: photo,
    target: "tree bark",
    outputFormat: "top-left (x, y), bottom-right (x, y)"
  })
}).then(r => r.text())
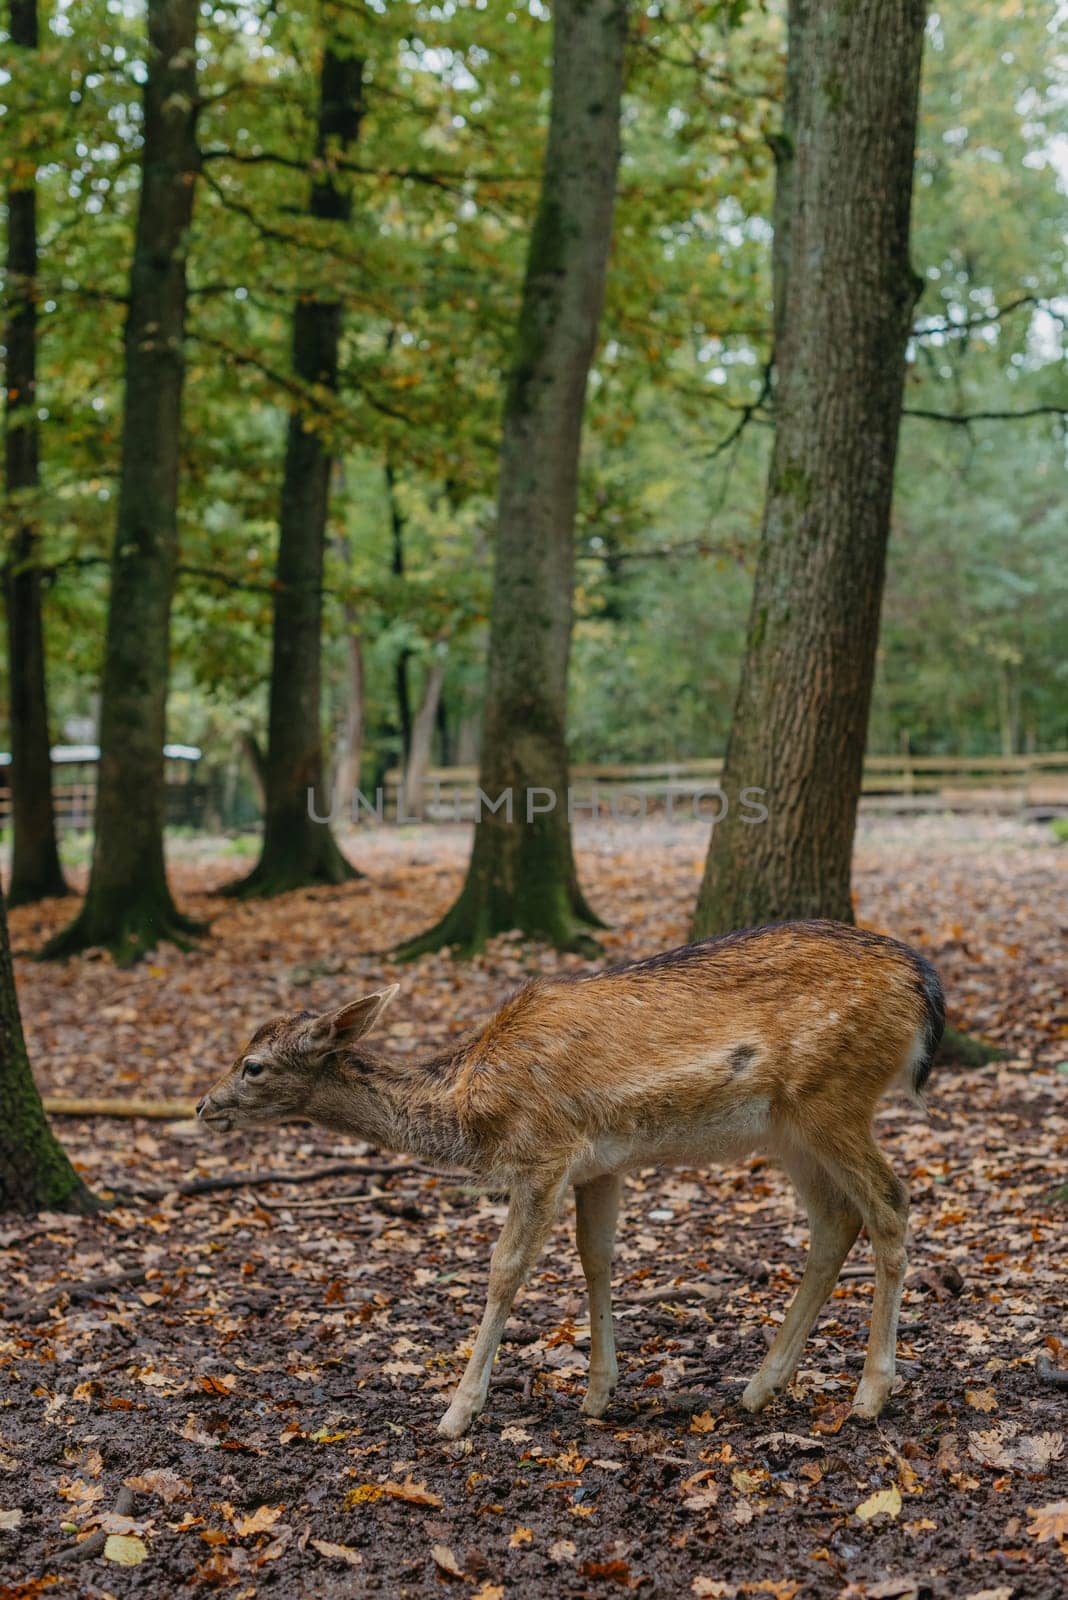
top-left (386, 458), bottom-right (413, 762)
top-left (399, 0), bottom-right (627, 957)
top-left (43, 0), bottom-right (201, 964)
top-left (3, 0), bottom-right (68, 908)
top-left (0, 885), bottom-right (95, 1213)
top-left (225, 39), bottom-right (361, 897)
top-left (692, 0), bottom-right (926, 938)
top-left (401, 648), bottom-right (447, 820)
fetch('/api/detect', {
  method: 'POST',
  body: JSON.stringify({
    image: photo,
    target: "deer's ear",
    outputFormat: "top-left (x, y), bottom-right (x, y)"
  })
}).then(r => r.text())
top-left (308, 985), bottom-right (400, 1051)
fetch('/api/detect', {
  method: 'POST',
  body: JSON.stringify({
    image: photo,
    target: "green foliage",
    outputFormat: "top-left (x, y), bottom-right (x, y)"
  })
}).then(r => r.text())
top-left (1, 0), bottom-right (1064, 790)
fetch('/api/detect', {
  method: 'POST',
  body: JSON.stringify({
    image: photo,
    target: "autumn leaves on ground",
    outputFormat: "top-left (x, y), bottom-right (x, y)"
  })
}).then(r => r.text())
top-left (1, 815), bottom-right (1065, 1598)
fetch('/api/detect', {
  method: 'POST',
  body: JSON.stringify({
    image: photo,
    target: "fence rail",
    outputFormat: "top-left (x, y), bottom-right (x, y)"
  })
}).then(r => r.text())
top-left (381, 752), bottom-right (1068, 820)
top-left (2, 754), bottom-right (1066, 833)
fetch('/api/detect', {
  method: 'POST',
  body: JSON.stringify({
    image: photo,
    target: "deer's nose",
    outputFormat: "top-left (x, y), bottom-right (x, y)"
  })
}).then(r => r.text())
top-left (196, 1097), bottom-right (207, 1117)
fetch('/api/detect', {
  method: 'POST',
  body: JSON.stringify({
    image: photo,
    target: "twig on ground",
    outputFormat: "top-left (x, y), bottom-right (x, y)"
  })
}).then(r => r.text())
top-left (1036, 1351), bottom-right (1068, 1389)
top-left (53, 1485), bottom-right (136, 1564)
top-left (113, 1158), bottom-right (448, 1201)
top-left (3, 1267), bottom-right (148, 1325)
top-left (44, 1096), bottom-right (198, 1119)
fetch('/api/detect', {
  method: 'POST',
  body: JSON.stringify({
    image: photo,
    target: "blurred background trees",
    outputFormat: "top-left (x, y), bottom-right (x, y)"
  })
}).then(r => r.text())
top-left (0, 0), bottom-right (1065, 959)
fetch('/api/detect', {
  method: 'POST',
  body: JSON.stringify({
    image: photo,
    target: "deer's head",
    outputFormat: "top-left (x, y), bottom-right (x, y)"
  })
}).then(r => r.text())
top-left (196, 986), bottom-right (400, 1132)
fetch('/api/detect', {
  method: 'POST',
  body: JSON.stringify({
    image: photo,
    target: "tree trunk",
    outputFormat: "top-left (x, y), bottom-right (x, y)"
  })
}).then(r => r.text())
top-left (385, 458), bottom-right (413, 762)
top-left (43, 0), bottom-right (201, 964)
top-left (334, 631), bottom-right (364, 805)
top-left (225, 40), bottom-right (361, 897)
top-left (3, 0), bottom-right (68, 908)
top-left (692, 0), bottom-right (926, 938)
top-left (399, 0), bottom-right (627, 958)
top-left (401, 649), bottom-right (447, 820)
top-left (0, 885), bottom-right (95, 1213)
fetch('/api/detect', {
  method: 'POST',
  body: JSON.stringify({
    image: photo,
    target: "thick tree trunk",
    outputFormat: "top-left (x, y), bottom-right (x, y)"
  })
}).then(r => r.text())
top-left (226, 41), bottom-right (361, 897)
top-left (401, 650), bottom-right (447, 820)
top-left (0, 886), bottom-right (95, 1213)
top-left (44, 0), bottom-right (200, 964)
top-left (399, 0), bottom-right (627, 958)
top-left (692, 0), bottom-right (926, 938)
top-left (3, 0), bottom-right (68, 908)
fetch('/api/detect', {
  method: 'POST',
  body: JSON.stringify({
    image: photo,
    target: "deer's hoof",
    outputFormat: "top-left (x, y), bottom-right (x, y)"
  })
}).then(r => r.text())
top-left (580, 1387), bottom-right (614, 1419)
top-left (850, 1378), bottom-right (890, 1421)
top-left (437, 1402), bottom-right (475, 1439)
top-left (740, 1378), bottom-right (773, 1413)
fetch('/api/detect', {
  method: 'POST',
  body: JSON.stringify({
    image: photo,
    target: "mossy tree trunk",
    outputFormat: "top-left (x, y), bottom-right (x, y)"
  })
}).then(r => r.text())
top-left (226, 38), bottom-right (362, 898)
top-left (44, 0), bottom-right (201, 965)
top-left (0, 886), bottom-right (95, 1213)
top-left (3, 0), bottom-right (68, 909)
top-left (399, 0), bottom-right (627, 959)
top-left (692, 0), bottom-right (927, 939)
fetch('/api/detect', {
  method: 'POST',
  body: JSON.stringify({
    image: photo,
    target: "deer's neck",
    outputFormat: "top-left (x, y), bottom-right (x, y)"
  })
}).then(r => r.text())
top-left (305, 1047), bottom-right (472, 1170)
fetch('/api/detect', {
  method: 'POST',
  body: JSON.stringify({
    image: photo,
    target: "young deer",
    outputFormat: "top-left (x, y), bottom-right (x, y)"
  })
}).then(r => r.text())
top-left (197, 920), bottom-right (943, 1439)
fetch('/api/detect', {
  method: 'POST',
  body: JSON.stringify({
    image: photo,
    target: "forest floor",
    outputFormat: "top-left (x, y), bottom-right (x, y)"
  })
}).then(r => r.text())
top-left (1, 814), bottom-right (1065, 1599)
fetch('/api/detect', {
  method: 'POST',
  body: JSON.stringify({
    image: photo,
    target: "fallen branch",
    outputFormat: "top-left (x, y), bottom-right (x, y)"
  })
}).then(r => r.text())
top-left (53, 1486), bottom-right (135, 1564)
top-left (43, 1095), bottom-right (197, 1120)
top-left (3, 1267), bottom-right (148, 1325)
top-left (114, 1158), bottom-right (448, 1201)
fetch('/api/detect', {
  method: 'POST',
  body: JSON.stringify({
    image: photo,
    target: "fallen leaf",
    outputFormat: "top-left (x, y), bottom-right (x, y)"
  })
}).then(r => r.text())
top-left (431, 1542), bottom-right (466, 1578)
top-left (500, 1426), bottom-right (532, 1443)
top-left (812, 1401), bottom-right (851, 1435)
top-left (309, 1537), bottom-right (363, 1566)
top-left (0, 1509), bottom-right (23, 1530)
top-left (124, 1469), bottom-right (191, 1503)
top-left (549, 1538), bottom-right (577, 1562)
top-left (966, 1387), bottom-right (998, 1413)
top-left (472, 1584), bottom-right (504, 1600)
top-left (197, 1373), bottom-right (238, 1396)
top-left (692, 1582), bottom-right (734, 1599)
top-left (690, 1410), bottom-right (717, 1434)
top-left (103, 1533), bottom-right (148, 1565)
top-left (855, 1485), bottom-right (902, 1521)
top-left (233, 1504), bottom-right (283, 1536)
top-left (382, 1475), bottom-right (443, 1508)
top-left (1027, 1499), bottom-right (1068, 1543)
top-left (509, 1524), bottom-right (534, 1547)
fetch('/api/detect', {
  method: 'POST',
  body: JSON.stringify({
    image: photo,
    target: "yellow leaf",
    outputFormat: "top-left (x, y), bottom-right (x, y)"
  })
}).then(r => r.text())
top-left (855, 1485), bottom-right (902, 1521)
top-left (382, 1475), bottom-right (443, 1508)
top-left (103, 1533), bottom-right (148, 1565)
top-left (509, 1525), bottom-right (534, 1547)
top-left (692, 1581), bottom-right (734, 1597)
top-left (966, 1387), bottom-right (998, 1413)
top-left (473, 1585), bottom-right (505, 1600)
top-left (690, 1410), bottom-right (718, 1434)
top-left (310, 1538), bottom-right (363, 1566)
top-left (233, 1503), bottom-right (283, 1536)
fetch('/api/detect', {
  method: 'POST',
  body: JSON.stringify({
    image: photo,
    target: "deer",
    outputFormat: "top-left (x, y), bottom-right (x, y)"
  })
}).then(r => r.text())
top-left (197, 919), bottom-right (944, 1439)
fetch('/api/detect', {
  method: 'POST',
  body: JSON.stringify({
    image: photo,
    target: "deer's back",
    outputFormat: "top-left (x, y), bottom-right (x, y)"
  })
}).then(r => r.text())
top-left (451, 922), bottom-right (940, 1177)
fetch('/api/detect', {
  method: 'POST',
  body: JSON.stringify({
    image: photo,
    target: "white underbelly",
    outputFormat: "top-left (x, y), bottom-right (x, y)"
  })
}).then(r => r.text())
top-left (568, 1097), bottom-right (772, 1186)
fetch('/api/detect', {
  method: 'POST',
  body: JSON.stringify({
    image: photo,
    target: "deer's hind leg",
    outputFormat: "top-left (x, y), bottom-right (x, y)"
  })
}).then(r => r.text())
top-left (818, 1135), bottom-right (910, 1420)
top-left (575, 1173), bottom-right (621, 1417)
top-left (742, 1150), bottom-right (861, 1413)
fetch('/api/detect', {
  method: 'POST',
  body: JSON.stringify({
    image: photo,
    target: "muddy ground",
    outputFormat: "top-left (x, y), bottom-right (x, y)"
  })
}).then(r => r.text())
top-left (1, 815), bottom-right (1065, 1598)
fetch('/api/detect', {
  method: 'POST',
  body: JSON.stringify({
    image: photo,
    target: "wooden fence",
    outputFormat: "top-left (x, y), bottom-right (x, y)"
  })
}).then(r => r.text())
top-left (380, 751), bottom-right (1068, 821)
top-left (2, 753), bottom-right (1066, 833)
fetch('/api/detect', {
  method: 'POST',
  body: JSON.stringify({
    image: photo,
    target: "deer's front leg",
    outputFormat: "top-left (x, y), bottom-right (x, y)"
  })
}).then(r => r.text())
top-left (438, 1178), bottom-right (564, 1439)
top-left (575, 1173), bottom-right (621, 1417)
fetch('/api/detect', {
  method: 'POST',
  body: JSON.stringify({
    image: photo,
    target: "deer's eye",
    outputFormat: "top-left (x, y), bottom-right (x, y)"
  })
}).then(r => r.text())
top-left (242, 1059), bottom-right (266, 1079)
